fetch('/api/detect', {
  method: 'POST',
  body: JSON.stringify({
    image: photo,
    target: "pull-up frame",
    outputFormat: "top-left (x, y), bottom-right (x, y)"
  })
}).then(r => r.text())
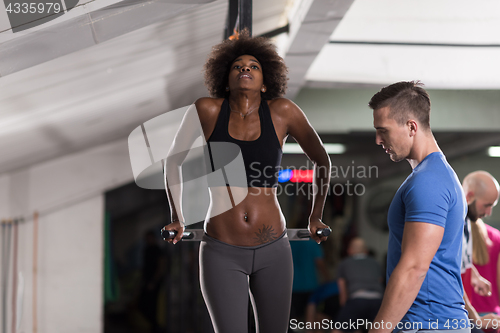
top-left (224, 0), bottom-right (253, 39)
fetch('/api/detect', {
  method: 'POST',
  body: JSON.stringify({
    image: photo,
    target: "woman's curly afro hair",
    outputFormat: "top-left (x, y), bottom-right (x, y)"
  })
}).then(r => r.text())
top-left (204, 30), bottom-right (288, 100)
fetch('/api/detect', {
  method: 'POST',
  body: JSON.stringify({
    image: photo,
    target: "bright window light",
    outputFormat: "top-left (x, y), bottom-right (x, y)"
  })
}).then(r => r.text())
top-left (283, 143), bottom-right (345, 154)
top-left (488, 146), bottom-right (500, 157)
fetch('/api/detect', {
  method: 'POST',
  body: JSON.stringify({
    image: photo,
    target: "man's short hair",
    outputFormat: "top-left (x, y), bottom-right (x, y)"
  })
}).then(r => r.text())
top-left (368, 81), bottom-right (431, 130)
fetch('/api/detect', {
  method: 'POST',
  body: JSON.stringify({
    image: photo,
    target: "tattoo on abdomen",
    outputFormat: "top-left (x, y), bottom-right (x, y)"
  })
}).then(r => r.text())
top-left (254, 225), bottom-right (278, 244)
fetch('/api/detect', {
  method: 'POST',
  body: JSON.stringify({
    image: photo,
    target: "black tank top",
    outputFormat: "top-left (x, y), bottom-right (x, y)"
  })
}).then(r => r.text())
top-left (205, 99), bottom-right (282, 188)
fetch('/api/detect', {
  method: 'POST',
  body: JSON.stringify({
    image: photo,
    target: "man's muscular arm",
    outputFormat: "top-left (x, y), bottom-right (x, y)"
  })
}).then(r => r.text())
top-left (368, 222), bottom-right (444, 333)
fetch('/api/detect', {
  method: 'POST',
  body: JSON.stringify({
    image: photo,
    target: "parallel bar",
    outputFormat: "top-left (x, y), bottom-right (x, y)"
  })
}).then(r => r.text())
top-left (165, 229), bottom-right (320, 241)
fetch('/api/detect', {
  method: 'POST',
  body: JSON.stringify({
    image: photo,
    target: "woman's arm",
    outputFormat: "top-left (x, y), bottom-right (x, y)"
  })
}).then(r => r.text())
top-left (274, 98), bottom-right (331, 243)
top-left (470, 264), bottom-right (491, 296)
top-left (164, 98), bottom-right (217, 243)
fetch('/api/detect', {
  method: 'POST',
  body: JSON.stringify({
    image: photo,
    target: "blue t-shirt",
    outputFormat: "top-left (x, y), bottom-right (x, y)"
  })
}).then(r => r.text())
top-left (387, 152), bottom-right (468, 329)
top-left (290, 239), bottom-right (324, 292)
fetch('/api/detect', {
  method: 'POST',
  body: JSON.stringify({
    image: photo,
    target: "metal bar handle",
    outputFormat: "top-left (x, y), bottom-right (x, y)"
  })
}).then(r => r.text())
top-left (161, 228), bottom-right (331, 242)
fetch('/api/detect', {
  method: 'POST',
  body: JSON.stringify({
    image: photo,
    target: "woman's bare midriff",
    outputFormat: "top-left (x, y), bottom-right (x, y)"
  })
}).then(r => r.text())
top-left (204, 186), bottom-right (286, 247)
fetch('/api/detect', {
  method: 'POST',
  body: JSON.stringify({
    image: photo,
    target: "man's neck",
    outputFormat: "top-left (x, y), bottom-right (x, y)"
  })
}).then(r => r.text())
top-left (407, 133), bottom-right (441, 169)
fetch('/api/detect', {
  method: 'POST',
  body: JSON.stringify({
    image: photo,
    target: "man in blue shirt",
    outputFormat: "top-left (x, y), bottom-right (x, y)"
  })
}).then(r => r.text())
top-left (367, 81), bottom-right (469, 333)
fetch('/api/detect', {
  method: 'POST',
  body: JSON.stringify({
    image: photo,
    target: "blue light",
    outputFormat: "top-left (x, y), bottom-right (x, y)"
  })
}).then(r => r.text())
top-left (278, 169), bottom-right (293, 183)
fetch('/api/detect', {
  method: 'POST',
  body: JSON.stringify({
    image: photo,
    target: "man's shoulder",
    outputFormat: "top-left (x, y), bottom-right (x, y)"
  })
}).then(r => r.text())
top-left (408, 158), bottom-right (459, 193)
top-left (341, 255), bottom-right (375, 265)
top-left (359, 256), bottom-right (381, 268)
top-left (414, 159), bottom-right (448, 180)
top-left (405, 170), bottom-right (451, 195)
top-left (338, 257), bottom-right (350, 265)
top-left (401, 154), bottom-right (465, 222)
top-left (337, 257), bottom-right (354, 269)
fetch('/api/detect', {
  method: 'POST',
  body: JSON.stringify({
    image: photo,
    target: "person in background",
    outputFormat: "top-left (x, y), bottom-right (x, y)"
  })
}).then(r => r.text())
top-left (331, 238), bottom-right (383, 333)
top-left (138, 230), bottom-right (165, 333)
top-left (461, 171), bottom-right (500, 332)
top-left (305, 281), bottom-right (341, 333)
top-left (290, 237), bottom-right (330, 325)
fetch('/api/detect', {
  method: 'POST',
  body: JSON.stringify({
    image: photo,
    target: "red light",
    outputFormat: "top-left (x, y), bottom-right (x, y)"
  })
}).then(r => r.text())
top-left (290, 170), bottom-right (314, 183)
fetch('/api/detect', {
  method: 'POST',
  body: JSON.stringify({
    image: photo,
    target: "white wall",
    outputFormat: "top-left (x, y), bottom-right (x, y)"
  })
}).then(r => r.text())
top-left (294, 88), bottom-right (500, 133)
top-left (0, 138), bottom-right (134, 333)
top-left (0, 174), bottom-right (10, 216)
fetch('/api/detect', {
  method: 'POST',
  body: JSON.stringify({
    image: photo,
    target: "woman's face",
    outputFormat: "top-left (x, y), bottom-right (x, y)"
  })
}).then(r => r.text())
top-left (227, 54), bottom-right (265, 94)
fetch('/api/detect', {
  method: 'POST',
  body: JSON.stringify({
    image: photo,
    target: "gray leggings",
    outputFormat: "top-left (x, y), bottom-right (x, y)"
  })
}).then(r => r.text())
top-left (199, 231), bottom-right (293, 333)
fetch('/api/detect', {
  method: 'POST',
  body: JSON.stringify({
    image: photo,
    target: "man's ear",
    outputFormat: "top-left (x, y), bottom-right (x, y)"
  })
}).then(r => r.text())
top-left (465, 191), bottom-right (475, 205)
top-left (407, 120), bottom-right (418, 137)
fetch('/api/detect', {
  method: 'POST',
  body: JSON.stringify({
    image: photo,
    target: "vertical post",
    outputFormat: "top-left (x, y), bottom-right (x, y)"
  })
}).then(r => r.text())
top-left (238, 0), bottom-right (252, 36)
top-left (180, 243), bottom-right (185, 333)
top-left (224, 0), bottom-right (239, 40)
top-left (225, 0), bottom-right (252, 39)
top-left (2, 220), bottom-right (12, 333)
top-left (11, 219), bottom-right (18, 333)
top-left (1, 220), bottom-right (7, 333)
top-left (33, 212), bottom-right (38, 333)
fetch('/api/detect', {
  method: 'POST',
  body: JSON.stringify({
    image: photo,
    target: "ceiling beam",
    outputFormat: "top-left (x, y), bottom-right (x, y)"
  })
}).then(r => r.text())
top-left (283, 0), bottom-right (354, 100)
top-left (0, 0), bottom-right (216, 77)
